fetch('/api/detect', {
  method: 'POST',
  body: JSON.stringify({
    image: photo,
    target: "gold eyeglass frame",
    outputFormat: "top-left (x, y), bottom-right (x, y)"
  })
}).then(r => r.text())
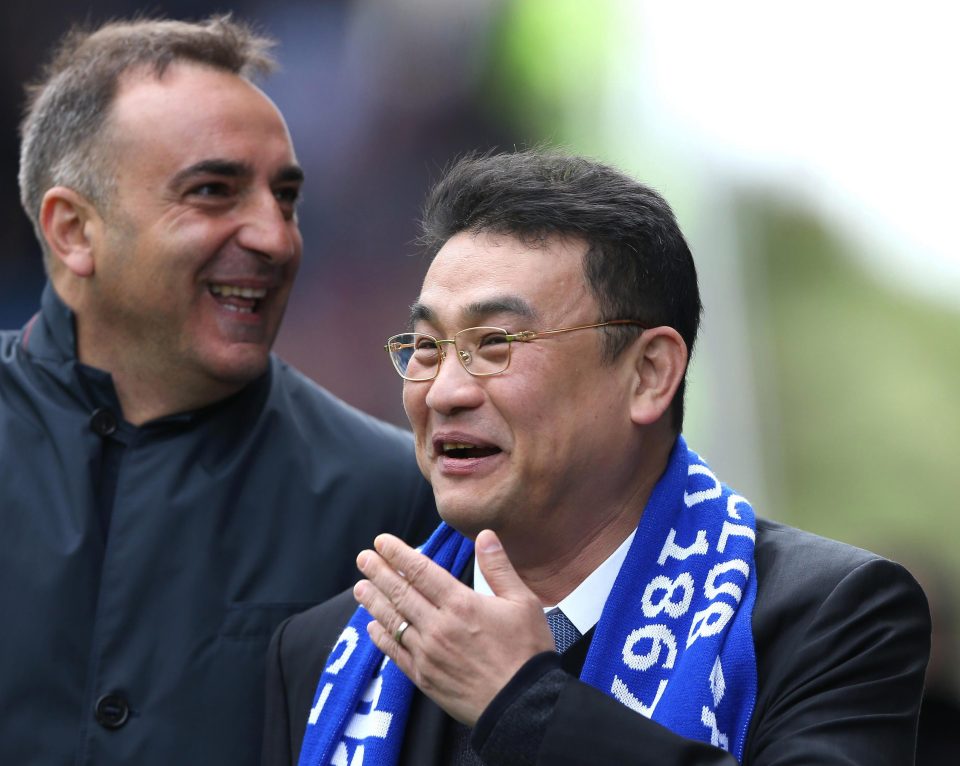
top-left (384, 319), bottom-right (646, 381)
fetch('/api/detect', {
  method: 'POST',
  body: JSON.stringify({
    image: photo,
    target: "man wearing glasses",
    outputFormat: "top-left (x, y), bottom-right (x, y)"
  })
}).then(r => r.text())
top-left (263, 151), bottom-right (930, 764)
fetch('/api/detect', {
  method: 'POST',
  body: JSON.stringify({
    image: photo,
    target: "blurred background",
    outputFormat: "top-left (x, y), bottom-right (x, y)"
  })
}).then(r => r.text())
top-left (2, 0), bottom-right (958, 752)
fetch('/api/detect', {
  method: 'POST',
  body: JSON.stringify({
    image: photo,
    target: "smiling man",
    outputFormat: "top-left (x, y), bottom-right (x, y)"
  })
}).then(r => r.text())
top-left (264, 151), bottom-right (931, 765)
top-left (0, 17), bottom-right (436, 766)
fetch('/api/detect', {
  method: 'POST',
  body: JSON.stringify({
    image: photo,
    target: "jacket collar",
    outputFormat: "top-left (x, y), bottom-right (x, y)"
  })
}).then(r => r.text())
top-left (21, 281), bottom-right (272, 430)
top-left (21, 282), bottom-right (79, 363)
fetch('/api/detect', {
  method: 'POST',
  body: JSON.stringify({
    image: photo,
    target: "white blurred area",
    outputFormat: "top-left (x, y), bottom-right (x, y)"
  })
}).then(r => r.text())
top-left (626, 1), bottom-right (960, 310)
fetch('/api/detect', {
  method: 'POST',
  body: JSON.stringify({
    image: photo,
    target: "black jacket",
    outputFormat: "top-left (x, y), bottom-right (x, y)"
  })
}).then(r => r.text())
top-left (0, 284), bottom-right (438, 765)
top-left (263, 518), bottom-right (930, 765)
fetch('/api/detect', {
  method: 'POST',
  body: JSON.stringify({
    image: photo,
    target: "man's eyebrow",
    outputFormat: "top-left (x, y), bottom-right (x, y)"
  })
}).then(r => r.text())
top-left (170, 161), bottom-right (304, 188)
top-left (408, 296), bottom-right (536, 328)
top-left (408, 303), bottom-right (434, 326)
top-left (171, 159), bottom-right (251, 187)
top-left (464, 297), bottom-right (536, 321)
top-left (274, 165), bottom-right (305, 185)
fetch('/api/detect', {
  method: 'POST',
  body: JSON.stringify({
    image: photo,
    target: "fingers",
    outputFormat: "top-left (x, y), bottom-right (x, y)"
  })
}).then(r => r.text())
top-left (372, 533), bottom-right (461, 606)
top-left (353, 564), bottom-right (430, 658)
top-left (355, 550), bottom-right (431, 625)
top-left (352, 531), bottom-right (554, 727)
top-left (365, 611), bottom-right (415, 661)
top-left (353, 534), bottom-right (467, 656)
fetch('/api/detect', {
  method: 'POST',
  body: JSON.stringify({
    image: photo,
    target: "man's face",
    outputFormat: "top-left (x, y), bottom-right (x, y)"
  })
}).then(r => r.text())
top-left (403, 231), bottom-right (640, 551)
top-left (80, 62), bottom-right (303, 395)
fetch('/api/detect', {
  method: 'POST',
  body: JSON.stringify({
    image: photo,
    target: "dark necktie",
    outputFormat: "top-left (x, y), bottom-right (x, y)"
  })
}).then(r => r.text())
top-left (545, 608), bottom-right (582, 654)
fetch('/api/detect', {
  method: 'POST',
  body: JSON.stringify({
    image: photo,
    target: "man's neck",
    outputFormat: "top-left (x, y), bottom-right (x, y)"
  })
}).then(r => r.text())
top-left (509, 511), bottom-right (644, 607)
top-left (77, 340), bottom-right (242, 426)
top-left (499, 433), bottom-right (675, 606)
top-left (113, 372), bottom-right (240, 425)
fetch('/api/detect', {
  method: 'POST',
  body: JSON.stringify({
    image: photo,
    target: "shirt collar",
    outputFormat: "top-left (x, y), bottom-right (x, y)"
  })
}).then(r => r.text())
top-left (473, 529), bottom-right (636, 636)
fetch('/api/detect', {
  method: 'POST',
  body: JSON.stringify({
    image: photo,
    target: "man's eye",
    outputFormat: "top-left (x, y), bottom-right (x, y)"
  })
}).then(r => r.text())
top-left (274, 186), bottom-right (301, 205)
top-left (478, 333), bottom-right (509, 347)
top-left (189, 182), bottom-right (231, 198)
top-left (274, 187), bottom-right (302, 221)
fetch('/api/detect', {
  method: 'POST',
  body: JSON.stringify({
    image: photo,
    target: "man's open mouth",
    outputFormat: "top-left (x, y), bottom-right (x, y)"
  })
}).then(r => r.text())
top-left (439, 441), bottom-right (501, 459)
top-left (209, 284), bottom-right (267, 314)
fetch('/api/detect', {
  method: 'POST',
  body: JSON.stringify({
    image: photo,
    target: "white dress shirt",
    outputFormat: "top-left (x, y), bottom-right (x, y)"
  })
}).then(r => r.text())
top-left (473, 530), bottom-right (636, 636)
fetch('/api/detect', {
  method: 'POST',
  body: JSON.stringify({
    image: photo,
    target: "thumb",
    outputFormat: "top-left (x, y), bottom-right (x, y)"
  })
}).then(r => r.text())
top-left (475, 529), bottom-right (531, 601)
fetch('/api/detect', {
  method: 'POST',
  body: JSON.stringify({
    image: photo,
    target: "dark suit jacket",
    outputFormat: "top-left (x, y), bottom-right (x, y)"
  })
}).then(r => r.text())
top-left (262, 518), bottom-right (930, 765)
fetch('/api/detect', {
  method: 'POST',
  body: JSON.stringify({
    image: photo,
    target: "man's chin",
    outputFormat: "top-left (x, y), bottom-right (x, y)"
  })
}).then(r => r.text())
top-left (204, 346), bottom-right (272, 388)
top-left (436, 498), bottom-right (500, 541)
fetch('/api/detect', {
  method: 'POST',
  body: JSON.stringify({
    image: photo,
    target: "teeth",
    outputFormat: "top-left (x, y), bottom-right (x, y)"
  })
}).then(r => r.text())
top-left (442, 442), bottom-right (476, 452)
top-left (210, 284), bottom-right (267, 299)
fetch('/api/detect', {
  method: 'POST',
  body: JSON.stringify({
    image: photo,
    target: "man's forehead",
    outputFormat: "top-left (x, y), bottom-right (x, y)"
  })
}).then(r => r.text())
top-left (107, 61), bottom-right (298, 178)
top-left (409, 295), bottom-right (537, 327)
top-left (415, 231), bottom-right (591, 329)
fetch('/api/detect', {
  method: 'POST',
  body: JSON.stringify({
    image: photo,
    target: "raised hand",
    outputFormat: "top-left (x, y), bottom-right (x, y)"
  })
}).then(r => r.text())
top-left (353, 529), bottom-right (556, 725)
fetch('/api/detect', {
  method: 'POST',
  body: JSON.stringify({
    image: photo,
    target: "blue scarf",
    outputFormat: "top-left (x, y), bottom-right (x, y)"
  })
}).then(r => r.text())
top-left (298, 436), bottom-right (757, 764)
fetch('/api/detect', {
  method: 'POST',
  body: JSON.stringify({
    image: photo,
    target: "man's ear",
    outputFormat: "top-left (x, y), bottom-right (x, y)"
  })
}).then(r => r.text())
top-left (629, 326), bottom-right (688, 426)
top-left (39, 186), bottom-right (101, 278)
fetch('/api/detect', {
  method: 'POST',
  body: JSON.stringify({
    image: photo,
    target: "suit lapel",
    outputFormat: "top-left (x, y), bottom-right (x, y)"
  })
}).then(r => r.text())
top-left (561, 625), bottom-right (595, 676)
top-left (398, 690), bottom-right (449, 766)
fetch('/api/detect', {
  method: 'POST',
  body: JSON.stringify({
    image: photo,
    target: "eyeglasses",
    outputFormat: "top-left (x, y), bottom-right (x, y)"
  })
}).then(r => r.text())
top-left (384, 320), bottom-right (645, 381)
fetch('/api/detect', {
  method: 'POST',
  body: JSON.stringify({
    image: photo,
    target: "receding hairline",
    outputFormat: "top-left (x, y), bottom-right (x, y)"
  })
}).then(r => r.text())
top-left (106, 57), bottom-right (281, 130)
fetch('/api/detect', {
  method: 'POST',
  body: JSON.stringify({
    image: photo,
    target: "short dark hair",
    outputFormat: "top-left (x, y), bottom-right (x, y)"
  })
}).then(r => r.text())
top-left (18, 15), bottom-right (276, 265)
top-left (419, 149), bottom-right (702, 431)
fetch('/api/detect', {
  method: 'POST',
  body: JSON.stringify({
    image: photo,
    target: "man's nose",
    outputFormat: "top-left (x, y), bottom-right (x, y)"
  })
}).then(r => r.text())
top-left (236, 190), bottom-right (300, 262)
top-left (423, 346), bottom-right (485, 415)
